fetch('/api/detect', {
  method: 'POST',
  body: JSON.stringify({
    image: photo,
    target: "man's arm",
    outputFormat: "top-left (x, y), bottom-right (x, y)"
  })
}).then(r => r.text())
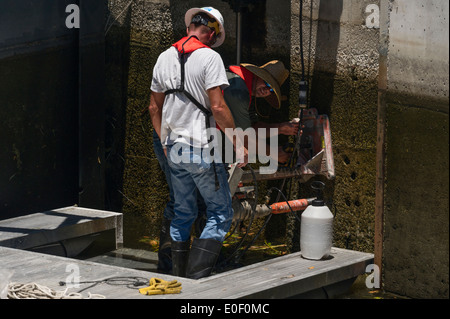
top-left (252, 120), bottom-right (300, 136)
top-left (148, 91), bottom-right (166, 139)
top-left (208, 86), bottom-right (248, 167)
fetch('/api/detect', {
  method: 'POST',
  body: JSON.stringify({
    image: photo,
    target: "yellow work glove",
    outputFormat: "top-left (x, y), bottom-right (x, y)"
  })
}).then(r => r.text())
top-left (138, 278), bottom-right (182, 295)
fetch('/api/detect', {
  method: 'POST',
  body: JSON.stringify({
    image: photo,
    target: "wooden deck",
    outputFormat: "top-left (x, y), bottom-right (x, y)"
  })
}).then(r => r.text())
top-left (0, 246), bottom-right (373, 299)
top-left (0, 206), bottom-right (123, 253)
top-left (0, 206), bottom-right (373, 299)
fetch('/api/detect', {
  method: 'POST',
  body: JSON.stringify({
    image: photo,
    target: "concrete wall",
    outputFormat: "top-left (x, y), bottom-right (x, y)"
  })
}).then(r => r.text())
top-left (104, 0), bottom-right (174, 244)
top-left (381, 0), bottom-right (449, 298)
top-left (291, 0), bottom-right (449, 298)
top-left (290, 0), bottom-right (380, 253)
top-left (386, 0), bottom-right (448, 108)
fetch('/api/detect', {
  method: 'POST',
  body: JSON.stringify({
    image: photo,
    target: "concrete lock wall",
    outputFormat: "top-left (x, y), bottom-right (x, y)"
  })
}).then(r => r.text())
top-left (381, 0), bottom-right (449, 299)
top-left (290, 0), bottom-right (448, 298)
top-left (290, 0), bottom-right (380, 254)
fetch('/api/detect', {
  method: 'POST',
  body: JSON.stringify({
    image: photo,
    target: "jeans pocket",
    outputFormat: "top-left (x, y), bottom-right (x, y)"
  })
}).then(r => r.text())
top-left (191, 152), bottom-right (211, 172)
top-left (168, 143), bottom-right (213, 173)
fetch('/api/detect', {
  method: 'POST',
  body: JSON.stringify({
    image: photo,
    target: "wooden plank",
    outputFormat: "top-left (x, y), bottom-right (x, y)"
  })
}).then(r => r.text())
top-left (0, 206), bottom-right (123, 250)
top-left (0, 246), bottom-right (373, 299)
top-left (0, 246), bottom-right (198, 299)
top-left (179, 248), bottom-right (373, 299)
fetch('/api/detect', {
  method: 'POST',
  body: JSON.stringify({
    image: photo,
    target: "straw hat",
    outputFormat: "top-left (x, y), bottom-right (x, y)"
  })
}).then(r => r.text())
top-left (241, 60), bottom-right (289, 109)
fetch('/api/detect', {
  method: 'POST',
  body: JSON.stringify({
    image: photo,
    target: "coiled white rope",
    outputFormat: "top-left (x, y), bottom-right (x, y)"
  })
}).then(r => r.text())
top-left (7, 282), bottom-right (105, 299)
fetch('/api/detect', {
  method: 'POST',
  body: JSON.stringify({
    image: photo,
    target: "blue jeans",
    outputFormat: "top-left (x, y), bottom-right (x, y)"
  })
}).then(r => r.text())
top-left (167, 143), bottom-right (233, 242)
top-left (153, 131), bottom-right (207, 223)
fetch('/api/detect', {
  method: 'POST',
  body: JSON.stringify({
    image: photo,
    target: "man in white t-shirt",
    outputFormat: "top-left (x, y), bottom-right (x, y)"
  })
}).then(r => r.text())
top-left (149, 7), bottom-right (248, 279)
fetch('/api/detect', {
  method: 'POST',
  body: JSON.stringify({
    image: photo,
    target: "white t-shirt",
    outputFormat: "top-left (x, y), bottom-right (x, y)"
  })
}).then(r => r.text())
top-left (151, 46), bottom-right (229, 148)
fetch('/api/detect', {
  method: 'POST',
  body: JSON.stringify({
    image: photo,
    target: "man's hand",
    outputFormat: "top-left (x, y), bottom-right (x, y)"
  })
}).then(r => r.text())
top-left (235, 146), bottom-right (249, 168)
top-left (277, 147), bottom-right (292, 164)
top-left (279, 120), bottom-right (300, 136)
top-left (148, 91), bottom-right (166, 138)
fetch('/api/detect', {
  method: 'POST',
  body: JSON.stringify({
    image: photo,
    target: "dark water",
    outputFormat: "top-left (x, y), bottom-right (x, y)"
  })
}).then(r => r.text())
top-left (335, 275), bottom-right (409, 299)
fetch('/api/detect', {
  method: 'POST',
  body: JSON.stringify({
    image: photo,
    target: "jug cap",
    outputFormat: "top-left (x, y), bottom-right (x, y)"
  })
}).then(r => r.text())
top-left (311, 181), bottom-right (325, 206)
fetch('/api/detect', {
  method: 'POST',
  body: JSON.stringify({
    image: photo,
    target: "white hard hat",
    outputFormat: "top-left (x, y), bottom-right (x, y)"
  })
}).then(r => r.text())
top-left (185, 7), bottom-right (226, 48)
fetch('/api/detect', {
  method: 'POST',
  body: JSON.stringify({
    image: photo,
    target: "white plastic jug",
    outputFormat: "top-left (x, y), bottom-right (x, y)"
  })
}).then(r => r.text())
top-left (300, 181), bottom-right (333, 260)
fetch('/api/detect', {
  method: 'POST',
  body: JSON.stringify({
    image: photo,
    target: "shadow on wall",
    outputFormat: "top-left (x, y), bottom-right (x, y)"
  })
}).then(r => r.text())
top-left (310, 0), bottom-right (343, 115)
top-left (1, 0), bottom-right (109, 220)
top-left (0, 0), bottom-right (80, 220)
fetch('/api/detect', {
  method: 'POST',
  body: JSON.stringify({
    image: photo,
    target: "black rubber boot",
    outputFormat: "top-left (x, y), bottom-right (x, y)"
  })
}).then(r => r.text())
top-left (171, 240), bottom-right (190, 277)
top-left (157, 217), bottom-right (172, 274)
top-left (186, 238), bottom-right (222, 279)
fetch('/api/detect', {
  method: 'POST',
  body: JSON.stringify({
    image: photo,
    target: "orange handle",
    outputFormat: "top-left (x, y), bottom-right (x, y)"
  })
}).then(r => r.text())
top-left (269, 198), bottom-right (311, 214)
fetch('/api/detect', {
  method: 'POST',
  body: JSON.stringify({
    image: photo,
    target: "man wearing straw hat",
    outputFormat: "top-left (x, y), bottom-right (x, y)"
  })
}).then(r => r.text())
top-left (224, 60), bottom-right (300, 165)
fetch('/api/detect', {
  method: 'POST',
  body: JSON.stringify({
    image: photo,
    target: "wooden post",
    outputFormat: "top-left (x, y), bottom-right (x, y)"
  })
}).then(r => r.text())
top-left (374, 0), bottom-right (390, 288)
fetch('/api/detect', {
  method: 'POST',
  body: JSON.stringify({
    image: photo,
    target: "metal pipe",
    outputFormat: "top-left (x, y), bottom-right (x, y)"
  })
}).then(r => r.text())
top-left (232, 199), bottom-right (271, 222)
top-left (232, 198), bottom-right (314, 223)
top-left (236, 9), bottom-right (242, 65)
